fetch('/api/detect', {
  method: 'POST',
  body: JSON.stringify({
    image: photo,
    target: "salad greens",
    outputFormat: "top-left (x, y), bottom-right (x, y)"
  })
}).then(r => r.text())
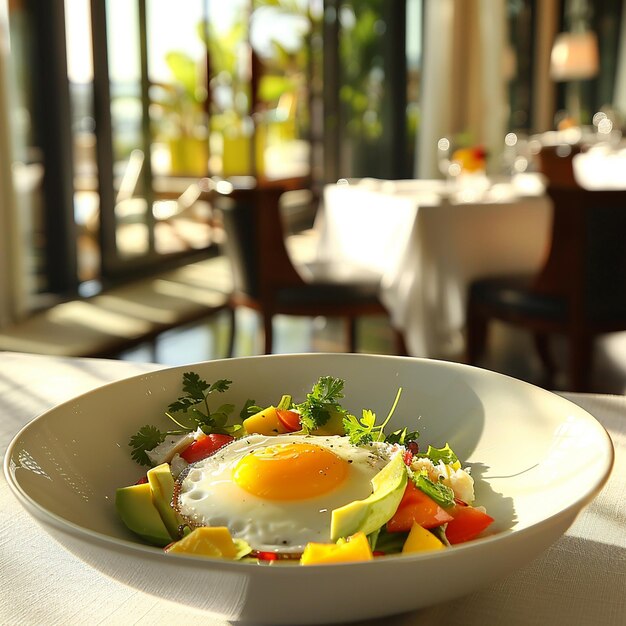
top-left (296, 375), bottom-right (348, 431)
top-left (129, 372), bottom-right (245, 466)
top-left (121, 371), bottom-right (493, 561)
top-left (129, 373), bottom-right (421, 465)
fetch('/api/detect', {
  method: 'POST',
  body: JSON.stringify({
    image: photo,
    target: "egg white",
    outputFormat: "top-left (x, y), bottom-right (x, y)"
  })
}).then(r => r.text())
top-left (174, 434), bottom-right (398, 553)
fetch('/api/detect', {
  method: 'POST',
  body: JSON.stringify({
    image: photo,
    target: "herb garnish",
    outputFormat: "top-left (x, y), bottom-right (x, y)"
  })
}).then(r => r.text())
top-left (165, 372), bottom-right (236, 435)
top-left (129, 425), bottom-right (167, 466)
top-left (343, 388), bottom-right (403, 445)
top-left (129, 371), bottom-right (246, 466)
top-left (296, 376), bottom-right (348, 431)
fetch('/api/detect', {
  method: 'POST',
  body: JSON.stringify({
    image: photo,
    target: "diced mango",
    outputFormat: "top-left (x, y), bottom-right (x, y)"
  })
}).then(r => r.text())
top-left (311, 408), bottom-right (345, 436)
top-left (402, 522), bottom-right (445, 553)
top-left (147, 463), bottom-right (183, 539)
top-left (166, 526), bottom-right (239, 559)
top-left (243, 406), bottom-right (289, 436)
top-left (300, 532), bottom-right (373, 565)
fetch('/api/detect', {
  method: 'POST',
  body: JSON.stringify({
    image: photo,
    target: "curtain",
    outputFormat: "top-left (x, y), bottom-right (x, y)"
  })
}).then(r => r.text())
top-left (613, 0), bottom-right (626, 113)
top-left (417, 0), bottom-right (509, 178)
top-left (0, 1), bottom-right (27, 326)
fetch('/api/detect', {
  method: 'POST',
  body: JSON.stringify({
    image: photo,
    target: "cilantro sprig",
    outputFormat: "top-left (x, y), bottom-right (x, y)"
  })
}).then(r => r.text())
top-left (296, 376), bottom-right (348, 431)
top-left (166, 372), bottom-right (237, 436)
top-left (343, 387), bottom-right (403, 445)
top-left (129, 425), bottom-right (168, 466)
top-left (129, 371), bottom-right (247, 466)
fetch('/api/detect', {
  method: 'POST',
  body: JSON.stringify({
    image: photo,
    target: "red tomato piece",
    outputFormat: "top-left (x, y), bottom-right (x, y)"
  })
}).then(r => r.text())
top-left (276, 409), bottom-right (301, 432)
top-left (180, 433), bottom-right (234, 463)
top-left (445, 505), bottom-right (494, 545)
top-left (386, 481), bottom-right (454, 532)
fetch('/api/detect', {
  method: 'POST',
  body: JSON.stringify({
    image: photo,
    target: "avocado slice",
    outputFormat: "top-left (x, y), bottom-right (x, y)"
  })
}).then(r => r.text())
top-left (330, 451), bottom-right (408, 541)
top-left (147, 463), bottom-right (184, 539)
top-left (115, 483), bottom-right (172, 547)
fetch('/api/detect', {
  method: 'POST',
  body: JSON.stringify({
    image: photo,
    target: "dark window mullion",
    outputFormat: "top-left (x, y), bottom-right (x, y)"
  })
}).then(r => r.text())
top-left (323, 0), bottom-right (340, 183)
top-left (90, 0), bottom-right (119, 281)
top-left (29, 0), bottom-right (77, 295)
top-left (138, 0), bottom-right (155, 253)
top-left (382, 1), bottom-right (408, 179)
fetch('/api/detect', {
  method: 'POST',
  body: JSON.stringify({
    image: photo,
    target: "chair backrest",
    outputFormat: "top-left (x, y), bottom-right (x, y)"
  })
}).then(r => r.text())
top-left (212, 180), bottom-right (305, 304)
top-left (536, 144), bottom-right (583, 188)
top-left (581, 189), bottom-right (626, 320)
top-left (537, 185), bottom-right (626, 323)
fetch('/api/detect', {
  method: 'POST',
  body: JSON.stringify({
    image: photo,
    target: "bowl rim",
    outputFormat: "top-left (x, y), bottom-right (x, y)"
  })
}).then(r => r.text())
top-left (3, 353), bottom-right (615, 571)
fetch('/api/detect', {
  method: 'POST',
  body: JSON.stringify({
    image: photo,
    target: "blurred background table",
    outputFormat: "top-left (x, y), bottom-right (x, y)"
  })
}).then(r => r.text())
top-left (316, 175), bottom-right (552, 358)
top-left (1, 352), bottom-right (624, 625)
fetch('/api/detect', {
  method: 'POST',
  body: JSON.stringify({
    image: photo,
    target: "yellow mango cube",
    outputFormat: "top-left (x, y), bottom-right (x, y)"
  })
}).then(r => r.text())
top-left (402, 522), bottom-right (445, 553)
top-left (300, 532), bottom-right (373, 565)
top-left (166, 526), bottom-right (239, 559)
top-left (243, 406), bottom-right (288, 436)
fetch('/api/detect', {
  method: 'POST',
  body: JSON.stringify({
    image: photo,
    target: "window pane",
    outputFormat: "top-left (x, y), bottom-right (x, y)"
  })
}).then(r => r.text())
top-left (250, 0), bottom-right (311, 180)
top-left (65, 0), bottom-right (100, 285)
top-left (7, 0), bottom-right (48, 298)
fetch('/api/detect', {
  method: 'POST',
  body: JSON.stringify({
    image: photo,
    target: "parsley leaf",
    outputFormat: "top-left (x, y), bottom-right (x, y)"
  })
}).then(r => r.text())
top-left (310, 376), bottom-right (345, 403)
top-left (343, 388), bottom-right (404, 445)
top-left (296, 376), bottom-right (347, 431)
top-left (128, 372), bottom-right (245, 467)
top-left (181, 371), bottom-right (210, 399)
top-left (166, 372), bottom-right (238, 435)
top-left (343, 410), bottom-right (376, 445)
top-left (129, 425), bottom-right (166, 466)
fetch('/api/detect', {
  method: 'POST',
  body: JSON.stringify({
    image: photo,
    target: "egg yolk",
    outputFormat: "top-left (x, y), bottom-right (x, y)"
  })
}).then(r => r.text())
top-left (232, 442), bottom-right (349, 500)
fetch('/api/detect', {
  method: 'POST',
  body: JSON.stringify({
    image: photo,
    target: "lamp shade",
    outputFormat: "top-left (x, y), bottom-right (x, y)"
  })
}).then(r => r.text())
top-left (550, 31), bottom-right (599, 81)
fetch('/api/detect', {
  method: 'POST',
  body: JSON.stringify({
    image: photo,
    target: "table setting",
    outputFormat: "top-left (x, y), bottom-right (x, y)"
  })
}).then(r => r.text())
top-left (316, 174), bottom-right (552, 359)
top-left (1, 350), bottom-right (624, 625)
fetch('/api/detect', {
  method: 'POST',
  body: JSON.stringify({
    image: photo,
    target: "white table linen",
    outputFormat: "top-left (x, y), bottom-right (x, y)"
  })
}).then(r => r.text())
top-left (1, 352), bottom-right (624, 625)
top-left (317, 177), bottom-right (552, 358)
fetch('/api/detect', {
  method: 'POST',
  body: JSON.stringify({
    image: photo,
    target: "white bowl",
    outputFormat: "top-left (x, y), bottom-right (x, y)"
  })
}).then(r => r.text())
top-left (4, 354), bottom-right (613, 624)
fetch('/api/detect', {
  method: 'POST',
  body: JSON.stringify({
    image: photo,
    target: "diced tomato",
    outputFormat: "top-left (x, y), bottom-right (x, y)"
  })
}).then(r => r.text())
top-left (276, 409), bottom-right (301, 432)
top-left (445, 505), bottom-right (494, 545)
top-left (180, 433), bottom-right (234, 463)
top-left (256, 551), bottom-right (277, 561)
top-left (386, 481), bottom-right (454, 532)
top-left (135, 475), bottom-right (148, 485)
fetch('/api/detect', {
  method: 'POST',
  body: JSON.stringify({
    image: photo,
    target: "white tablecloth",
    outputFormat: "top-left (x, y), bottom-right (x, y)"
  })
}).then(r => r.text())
top-left (1, 352), bottom-right (624, 625)
top-left (318, 177), bottom-right (552, 358)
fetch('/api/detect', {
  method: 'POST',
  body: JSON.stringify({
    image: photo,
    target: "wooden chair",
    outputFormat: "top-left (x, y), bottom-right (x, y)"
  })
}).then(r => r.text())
top-left (207, 177), bottom-right (406, 355)
top-left (466, 178), bottom-right (626, 391)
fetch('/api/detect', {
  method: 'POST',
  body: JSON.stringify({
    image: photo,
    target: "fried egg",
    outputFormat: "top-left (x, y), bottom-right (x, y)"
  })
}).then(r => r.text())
top-left (173, 434), bottom-right (398, 553)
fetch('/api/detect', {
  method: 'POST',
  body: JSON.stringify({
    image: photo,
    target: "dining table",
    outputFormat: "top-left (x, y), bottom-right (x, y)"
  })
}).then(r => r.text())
top-left (1, 351), bottom-right (624, 625)
top-left (315, 174), bottom-right (552, 359)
